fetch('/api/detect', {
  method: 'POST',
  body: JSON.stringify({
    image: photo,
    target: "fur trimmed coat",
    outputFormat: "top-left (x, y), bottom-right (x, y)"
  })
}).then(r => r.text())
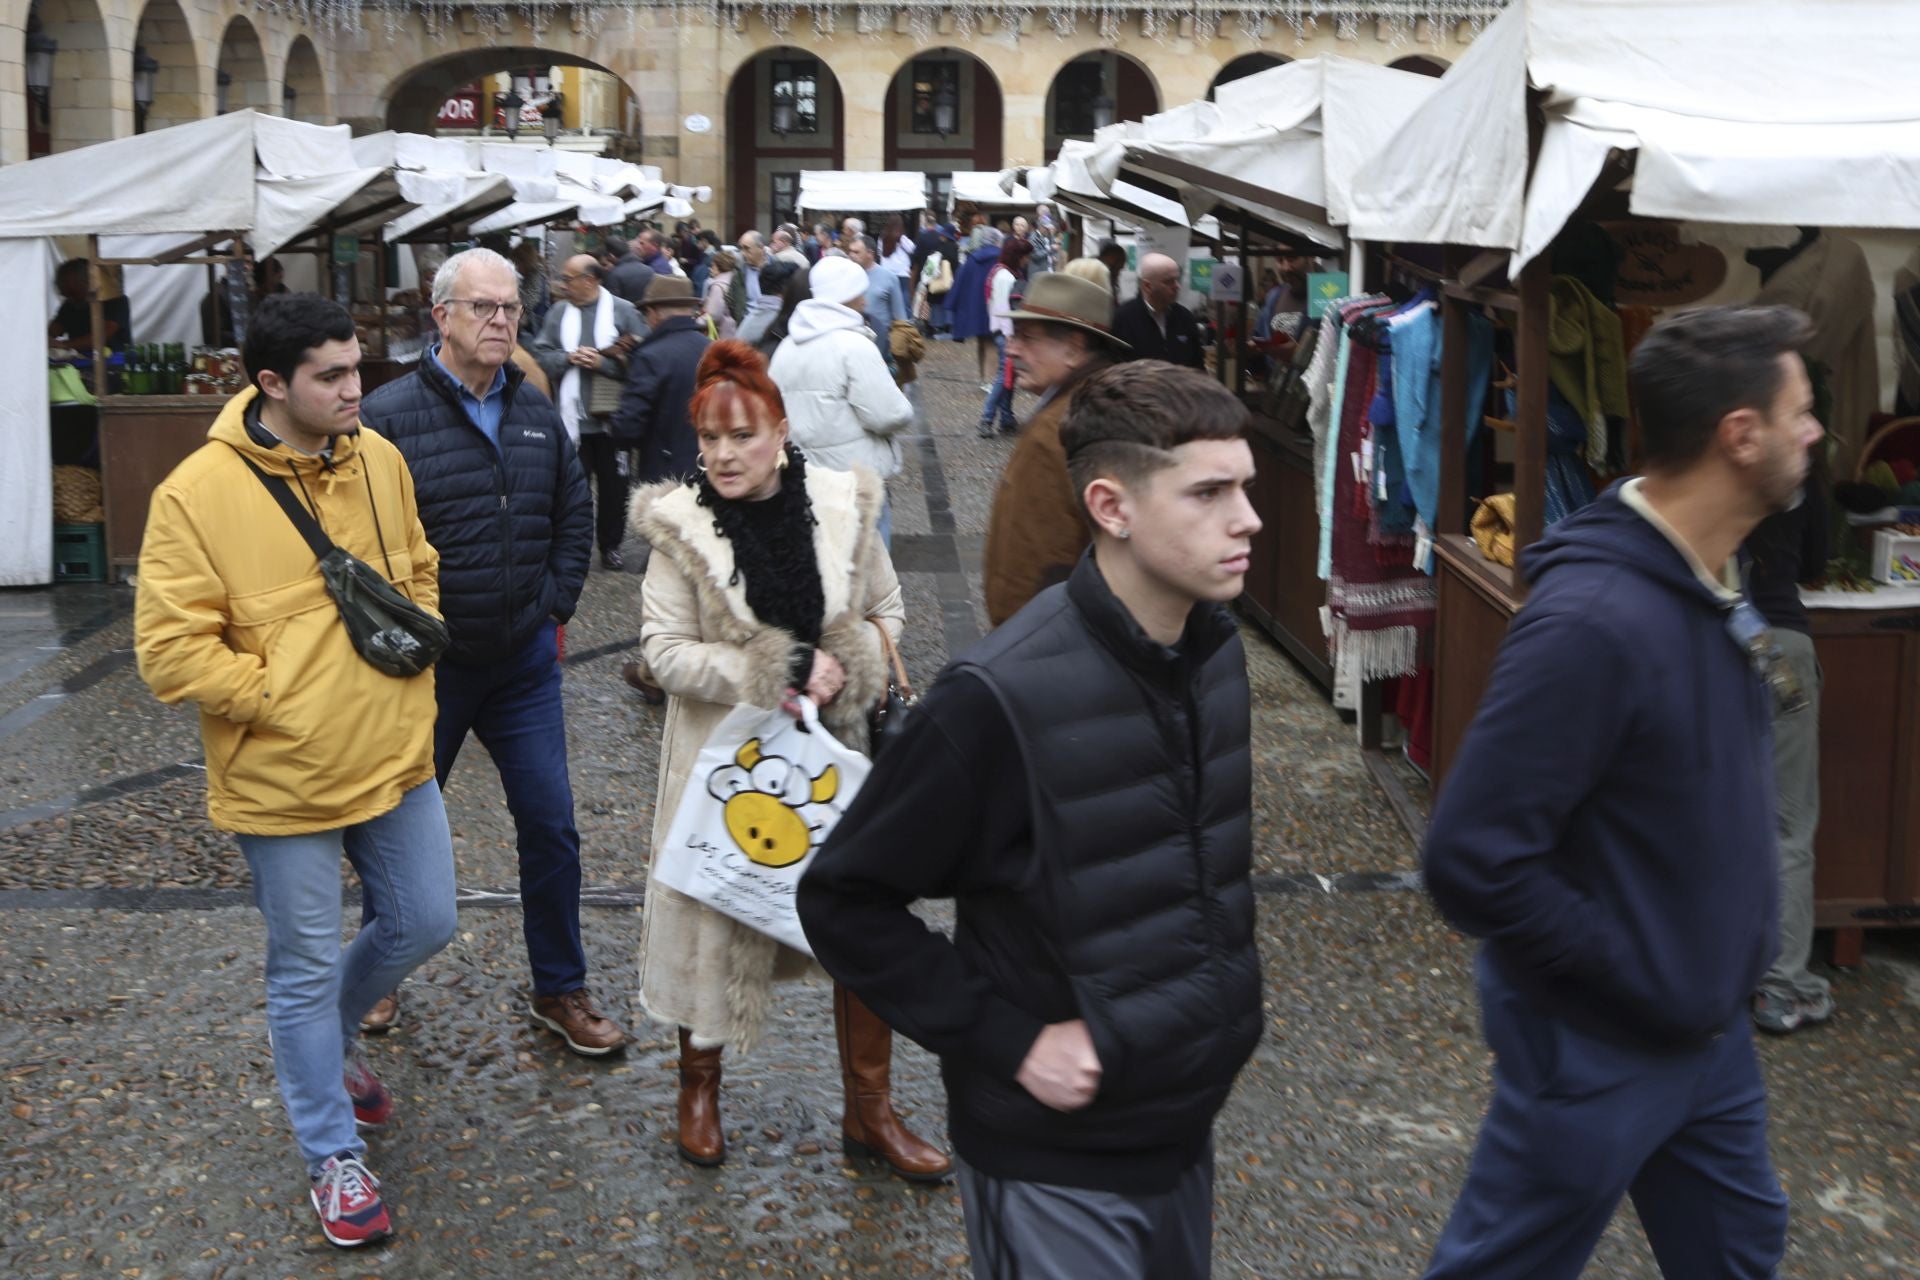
top-left (630, 463), bottom-right (903, 1050)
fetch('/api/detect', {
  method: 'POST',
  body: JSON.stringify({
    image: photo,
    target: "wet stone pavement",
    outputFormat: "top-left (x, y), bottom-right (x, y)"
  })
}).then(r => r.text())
top-left (3, 340), bottom-right (1918, 1279)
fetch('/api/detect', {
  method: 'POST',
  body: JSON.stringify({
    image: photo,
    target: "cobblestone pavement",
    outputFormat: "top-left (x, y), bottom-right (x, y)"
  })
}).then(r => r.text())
top-left (3, 340), bottom-right (1918, 1278)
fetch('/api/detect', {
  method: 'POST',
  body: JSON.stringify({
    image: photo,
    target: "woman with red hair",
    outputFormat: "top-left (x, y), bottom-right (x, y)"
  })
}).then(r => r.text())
top-left (627, 341), bottom-right (947, 1183)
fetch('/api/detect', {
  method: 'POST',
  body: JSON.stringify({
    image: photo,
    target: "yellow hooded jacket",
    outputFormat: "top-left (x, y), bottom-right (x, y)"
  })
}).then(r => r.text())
top-left (134, 386), bottom-right (441, 835)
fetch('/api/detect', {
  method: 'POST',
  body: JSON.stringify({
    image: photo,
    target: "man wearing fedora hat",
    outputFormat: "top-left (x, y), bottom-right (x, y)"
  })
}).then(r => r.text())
top-left (980, 271), bottom-right (1131, 626)
top-left (615, 273), bottom-right (713, 486)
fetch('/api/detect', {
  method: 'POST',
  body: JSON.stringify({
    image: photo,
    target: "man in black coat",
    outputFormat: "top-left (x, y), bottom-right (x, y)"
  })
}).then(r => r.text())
top-left (615, 274), bottom-right (711, 484)
top-left (357, 246), bottom-right (628, 1057)
top-left (1112, 252), bottom-right (1206, 369)
top-left (601, 236), bottom-right (656, 309)
top-left (799, 362), bottom-right (1265, 1277)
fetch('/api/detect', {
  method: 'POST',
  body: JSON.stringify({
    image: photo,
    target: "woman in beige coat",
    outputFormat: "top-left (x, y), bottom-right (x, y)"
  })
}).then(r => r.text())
top-left (629, 340), bottom-right (950, 1183)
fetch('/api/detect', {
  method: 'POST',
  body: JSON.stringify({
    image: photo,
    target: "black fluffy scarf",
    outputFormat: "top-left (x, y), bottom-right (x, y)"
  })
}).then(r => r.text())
top-left (692, 445), bottom-right (826, 664)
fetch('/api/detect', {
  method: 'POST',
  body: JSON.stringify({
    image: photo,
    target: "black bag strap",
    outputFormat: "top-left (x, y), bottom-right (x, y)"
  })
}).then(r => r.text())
top-left (232, 448), bottom-right (335, 562)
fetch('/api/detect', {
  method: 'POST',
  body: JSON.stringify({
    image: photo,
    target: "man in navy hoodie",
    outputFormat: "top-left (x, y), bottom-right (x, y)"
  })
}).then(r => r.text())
top-left (1421, 306), bottom-right (1822, 1280)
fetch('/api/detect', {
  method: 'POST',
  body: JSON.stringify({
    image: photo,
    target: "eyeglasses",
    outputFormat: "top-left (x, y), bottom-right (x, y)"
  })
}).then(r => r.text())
top-left (1725, 601), bottom-right (1809, 716)
top-left (446, 298), bottom-right (524, 322)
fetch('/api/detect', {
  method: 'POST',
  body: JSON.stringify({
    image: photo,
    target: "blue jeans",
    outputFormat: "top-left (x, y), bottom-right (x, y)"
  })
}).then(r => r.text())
top-left (433, 620), bottom-right (588, 995)
top-left (241, 780), bottom-right (457, 1174)
top-left (1423, 952), bottom-right (1788, 1280)
top-left (979, 332), bottom-right (1017, 429)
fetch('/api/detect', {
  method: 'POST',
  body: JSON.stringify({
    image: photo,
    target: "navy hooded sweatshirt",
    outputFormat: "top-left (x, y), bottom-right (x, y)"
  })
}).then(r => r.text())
top-left (1423, 482), bottom-right (1779, 1052)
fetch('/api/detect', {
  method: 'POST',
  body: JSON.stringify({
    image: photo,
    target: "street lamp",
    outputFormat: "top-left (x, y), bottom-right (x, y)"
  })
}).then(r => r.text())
top-left (133, 47), bottom-right (158, 133)
top-left (542, 93), bottom-right (563, 143)
top-left (216, 68), bottom-right (232, 115)
top-left (499, 87), bottom-right (525, 140)
top-left (1091, 94), bottom-right (1116, 131)
top-left (282, 82), bottom-right (296, 118)
top-left (26, 31), bottom-right (57, 126)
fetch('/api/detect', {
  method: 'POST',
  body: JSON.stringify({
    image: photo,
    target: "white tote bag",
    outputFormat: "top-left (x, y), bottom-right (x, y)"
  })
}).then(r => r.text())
top-left (652, 697), bottom-right (870, 955)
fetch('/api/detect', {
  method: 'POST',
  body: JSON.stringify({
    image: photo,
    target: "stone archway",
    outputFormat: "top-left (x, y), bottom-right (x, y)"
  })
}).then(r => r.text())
top-left (1208, 52), bottom-right (1287, 101)
top-left (282, 35), bottom-right (326, 124)
top-left (382, 46), bottom-right (626, 135)
top-left (725, 46), bottom-right (844, 237)
top-left (215, 15), bottom-right (269, 115)
top-left (1043, 50), bottom-right (1158, 162)
top-left (132, 0), bottom-right (199, 132)
top-left (32, 0), bottom-right (115, 154)
top-left (881, 46), bottom-right (1001, 215)
top-left (1388, 54), bottom-right (1452, 78)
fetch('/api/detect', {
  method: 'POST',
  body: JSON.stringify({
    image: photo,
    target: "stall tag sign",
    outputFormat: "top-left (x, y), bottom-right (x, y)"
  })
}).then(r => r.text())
top-left (332, 234), bottom-right (359, 266)
top-left (1602, 220), bottom-right (1726, 306)
top-left (1307, 271), bottom-right (1350, 318)
top-left (1209, 261), bottom-right (1244, 302)
top-left (1189, 258), bottom-right (1217, 295)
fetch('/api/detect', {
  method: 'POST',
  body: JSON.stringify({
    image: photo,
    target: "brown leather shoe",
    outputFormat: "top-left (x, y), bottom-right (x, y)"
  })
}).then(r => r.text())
top-left (529, 988), bottom-right (629, 1056)
top-left (359, 990), bottom-right (400, 1035)
top-left (676, 1027), bottom-right (725, 1167)
top-left (834, 984), bottom-right (953, 1183)
top-left (621, 660), bottom-right (666, 706)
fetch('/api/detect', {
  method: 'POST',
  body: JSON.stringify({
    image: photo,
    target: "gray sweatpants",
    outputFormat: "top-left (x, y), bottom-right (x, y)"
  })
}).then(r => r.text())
top-left (958, 1143), bottom-right (1213, 1280)
top-left (1762, 627), bottom-right (1828, 1002)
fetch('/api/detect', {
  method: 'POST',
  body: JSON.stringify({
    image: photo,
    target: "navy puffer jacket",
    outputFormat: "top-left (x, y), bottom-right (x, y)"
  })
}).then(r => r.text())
top-left (360, 354), bottom-right (592, 666)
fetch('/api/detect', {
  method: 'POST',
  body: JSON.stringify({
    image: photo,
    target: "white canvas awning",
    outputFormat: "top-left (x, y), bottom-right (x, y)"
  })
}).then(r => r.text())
top-left (798, 171), bottom-right (929, 214)
top-left (1346, 0), bottom-right (1920, 267)
top-left (950, 171), bottom-right (1031, 211)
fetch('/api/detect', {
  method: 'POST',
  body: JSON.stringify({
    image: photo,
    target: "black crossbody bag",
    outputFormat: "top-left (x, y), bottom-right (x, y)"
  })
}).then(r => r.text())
top-left (233, 449), bottom-right (449, 678)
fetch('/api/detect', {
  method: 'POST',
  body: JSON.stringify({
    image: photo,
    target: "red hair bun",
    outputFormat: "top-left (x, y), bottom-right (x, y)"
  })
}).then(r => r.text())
top-left (690, 339), bottom-right (786, 425)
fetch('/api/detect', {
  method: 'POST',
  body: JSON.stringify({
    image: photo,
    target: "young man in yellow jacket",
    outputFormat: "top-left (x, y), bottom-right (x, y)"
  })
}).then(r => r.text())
top-left (134, 294), bottom-right (457, 1250)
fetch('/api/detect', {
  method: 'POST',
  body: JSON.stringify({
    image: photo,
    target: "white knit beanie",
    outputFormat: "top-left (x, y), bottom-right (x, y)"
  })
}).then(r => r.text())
top-left (809, 254), bottom-right (869, 306)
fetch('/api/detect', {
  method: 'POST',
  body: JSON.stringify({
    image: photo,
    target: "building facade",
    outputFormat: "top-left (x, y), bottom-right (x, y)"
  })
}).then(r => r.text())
top-left (6, 2), bottom-right (1496, 232)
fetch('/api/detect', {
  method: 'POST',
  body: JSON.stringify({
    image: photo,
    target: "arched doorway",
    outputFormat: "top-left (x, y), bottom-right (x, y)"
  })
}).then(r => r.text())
top-left (726, 47), bottom-right (844, 237)
top-left (29, 0), bottom-right (113, 155)
top-left (131, 0), bottom-right (197, 133)
top-left (1388, 54), bottom-right (1451, 78)
top-left (214, 16), bottom-right (269, 115)
top-left (282, 35), bottom-right (326, 125)
top-left (1044, 52), bottom-right (1157, 161)
top-left (1208, 52), bottom-right (1286, 101)
top-left (383, 50), bottom-right (635, 143)
top-left (881, 49), bottom-right (1001, 218)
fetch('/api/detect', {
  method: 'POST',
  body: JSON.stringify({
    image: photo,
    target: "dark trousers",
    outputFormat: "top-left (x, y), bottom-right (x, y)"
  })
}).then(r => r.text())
top-left (372, 621), bottom-right (586, 995)
top-left (1423, 952), bottom-right (1788, 1280)
top-left (958, 1141), bottom-right (1213, 1279)
top-left (576, 430), bottom-right (630, 554)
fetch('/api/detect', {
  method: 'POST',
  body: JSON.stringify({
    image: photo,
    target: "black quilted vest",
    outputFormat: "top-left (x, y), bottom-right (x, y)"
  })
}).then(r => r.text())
top-left (950, 553), bottom-right (1262, 1163)
top-left (359, 353), bottom-right (591, 666)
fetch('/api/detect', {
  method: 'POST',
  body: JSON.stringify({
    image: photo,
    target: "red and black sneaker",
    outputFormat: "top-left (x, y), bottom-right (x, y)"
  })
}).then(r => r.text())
top-left (344, 1046), bottom-right (393, 1131)
top-left (309, 1153), bottom-right (391, 1248)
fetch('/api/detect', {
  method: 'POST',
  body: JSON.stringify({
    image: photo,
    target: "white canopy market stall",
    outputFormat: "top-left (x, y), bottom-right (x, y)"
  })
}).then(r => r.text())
top-left (1342, 0), bottom-right (1920, 947)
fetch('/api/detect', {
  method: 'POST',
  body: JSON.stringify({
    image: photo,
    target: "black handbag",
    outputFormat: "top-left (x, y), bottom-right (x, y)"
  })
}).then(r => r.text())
top-left (235, 450), bottom-right (449, 679)
top-left (866, 618), bottom-right (916, 756)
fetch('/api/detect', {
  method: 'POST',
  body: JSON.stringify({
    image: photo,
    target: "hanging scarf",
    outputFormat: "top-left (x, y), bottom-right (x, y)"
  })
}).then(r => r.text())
top-left (557, 288), bottom-right (617, 444)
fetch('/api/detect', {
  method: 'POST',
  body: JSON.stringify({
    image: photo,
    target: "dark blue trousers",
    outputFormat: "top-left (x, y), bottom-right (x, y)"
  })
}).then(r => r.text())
top-left (365, 621), bottom-right (587, 996)
top-left (1424, 952), bottom-right (1788, 1280)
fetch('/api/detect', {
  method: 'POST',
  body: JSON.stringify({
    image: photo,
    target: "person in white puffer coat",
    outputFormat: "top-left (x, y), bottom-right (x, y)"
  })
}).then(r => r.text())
top-left (769, 255), bottom-right (915, 545)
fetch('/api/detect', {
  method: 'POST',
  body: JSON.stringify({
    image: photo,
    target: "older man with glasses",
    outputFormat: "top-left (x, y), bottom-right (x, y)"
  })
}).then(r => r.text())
top-left (356, 247), bottom-right (629, 1058)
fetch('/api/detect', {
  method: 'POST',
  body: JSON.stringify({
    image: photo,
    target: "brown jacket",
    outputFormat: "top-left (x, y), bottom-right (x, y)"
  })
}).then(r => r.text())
top-left (982, 363), bottom-right (1107, 626)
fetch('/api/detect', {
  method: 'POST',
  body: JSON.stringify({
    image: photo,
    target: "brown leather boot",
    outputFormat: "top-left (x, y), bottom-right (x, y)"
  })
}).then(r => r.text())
top-left (676, 1028), bottom-right (725, 1167)
top-left (834, 984), bottom-right (953, 1183)
top-left (359, 990), bottom-right (400, 1035)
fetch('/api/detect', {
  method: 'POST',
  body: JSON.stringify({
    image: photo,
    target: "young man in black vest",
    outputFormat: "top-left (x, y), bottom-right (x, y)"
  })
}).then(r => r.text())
top-left (799, 360), bottom-right (1265, 1278)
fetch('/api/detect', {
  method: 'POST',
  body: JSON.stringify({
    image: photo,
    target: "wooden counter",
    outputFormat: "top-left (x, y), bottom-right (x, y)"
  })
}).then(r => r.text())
top-left (1429, 529), bottom-right (1920, 956)
top-left (98, 396), bottom-right (220, 577)
top-left (1242, 414), bottom-right (1331, 688)
top-left (1807, 603), bottom-right (1920, 954)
